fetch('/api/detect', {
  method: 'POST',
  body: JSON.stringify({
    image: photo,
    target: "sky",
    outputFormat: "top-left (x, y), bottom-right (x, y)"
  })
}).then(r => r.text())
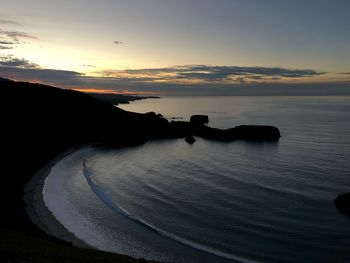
top-left (0, 0), bottom-right (349, 95)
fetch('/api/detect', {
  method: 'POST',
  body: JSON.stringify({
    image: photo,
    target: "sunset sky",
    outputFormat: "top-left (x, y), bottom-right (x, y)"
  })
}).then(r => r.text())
top-left (1, 0), bottom-right (349, 95)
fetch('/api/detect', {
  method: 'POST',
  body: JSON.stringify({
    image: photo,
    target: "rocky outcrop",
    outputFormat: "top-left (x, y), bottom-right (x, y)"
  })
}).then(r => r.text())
top-left (335, 193), bottom-right (350, 216)
top-left (89, 93), bottom-right (160, 106)
top-left (185, 136), bottom-right (196, 144)
top-left (163, 118), bottom-right (280, 142)
top-left (190, 115), bottom-right (209, 125)
top-left (232, 125), bottom-right (281, 141)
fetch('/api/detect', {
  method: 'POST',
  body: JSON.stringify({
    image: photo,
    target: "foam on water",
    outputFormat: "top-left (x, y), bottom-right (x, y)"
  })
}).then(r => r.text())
top-left (43, 149), bottom-right (123, 252)
top-left (43, 149), bottom-right (175, 262)
top-left (83, 164), bottom-right (252, 262)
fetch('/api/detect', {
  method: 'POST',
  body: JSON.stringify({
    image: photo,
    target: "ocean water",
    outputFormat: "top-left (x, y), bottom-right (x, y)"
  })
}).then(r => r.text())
top-left (44, 96), bottom-right (350, 262)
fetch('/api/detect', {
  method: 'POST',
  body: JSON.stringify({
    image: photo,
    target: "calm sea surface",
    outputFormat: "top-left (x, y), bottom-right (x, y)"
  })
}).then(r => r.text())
top-left (44, 96), bottom-right (350, 262)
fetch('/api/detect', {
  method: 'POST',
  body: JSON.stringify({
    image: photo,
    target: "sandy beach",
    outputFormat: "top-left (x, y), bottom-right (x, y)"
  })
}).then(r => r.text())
top-left (23, 147), bottom-right (91, 249)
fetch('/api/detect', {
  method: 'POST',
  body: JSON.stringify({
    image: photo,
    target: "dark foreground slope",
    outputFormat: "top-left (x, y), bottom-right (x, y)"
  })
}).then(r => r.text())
top-left (0, 80), bottom-right (279, 262)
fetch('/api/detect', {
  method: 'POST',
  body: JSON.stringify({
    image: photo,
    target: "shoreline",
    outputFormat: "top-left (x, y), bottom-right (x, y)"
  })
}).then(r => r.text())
top-left (23, 147), bottom-right (92, 249)
top-left (25, 144), bottom-right (235, 263)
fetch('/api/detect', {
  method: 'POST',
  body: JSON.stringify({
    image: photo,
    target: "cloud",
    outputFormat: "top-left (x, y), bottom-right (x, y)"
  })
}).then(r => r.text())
top-left (0, 45), bottom-right (13, 50)
top-left (0, 29), bottom-right (38, 40)
top-left (0, 19), bottom-right (35, 47)
top-left (0, 40), bottom-right (16, 45)
top-left (113, 41), bottom-right (123, 44)
top-left (0, 55), bottom-right (85, 87)
top-left (0, 55), bottom-right (39, 68)
top-left (1, 56), bottom-right (347, 96)
top-left (176, 65), bottom-right (323, 80)
top-left (236, 77), bottom-right (246, 84)
top-left (0, 40), bottom-right (17, 49)
top-left (83, 64), bottom-right (96, 68)
top-left (97, 65), bottom-right (324, 84)
top-left (0, 27), bottom-right (38, 50)
top-left (0, 19), bottom-right (22, 26)
top-left (0, 65), bottom-right (83, 87)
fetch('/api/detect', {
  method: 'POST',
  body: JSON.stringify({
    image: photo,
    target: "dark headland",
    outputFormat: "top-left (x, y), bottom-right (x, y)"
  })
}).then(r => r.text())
top-left (88, 92), bottom-right (160, 106)
top-left (0, 78), bottom-right (280, 262)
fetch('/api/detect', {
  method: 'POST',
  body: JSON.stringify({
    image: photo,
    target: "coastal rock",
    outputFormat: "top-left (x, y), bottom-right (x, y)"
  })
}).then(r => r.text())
top-left (335, 193), bottom-right (350, 216)
top-left (185, 136), bottom-right (196, 144)
top-left (190, 115), bottom-right (209, 125)
top-left (233, 125), bottom-right (281, 141)
top-left (165, 121), bottom-right (280, 141)
top-left (89, 93), bottom-right (160, 106)
top-left (167, 121), bottom-right (192, 138)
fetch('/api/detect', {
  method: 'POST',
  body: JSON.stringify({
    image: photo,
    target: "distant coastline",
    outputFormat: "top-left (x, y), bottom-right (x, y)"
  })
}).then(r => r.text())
top-left (88, 92), bottom-right (160, 106)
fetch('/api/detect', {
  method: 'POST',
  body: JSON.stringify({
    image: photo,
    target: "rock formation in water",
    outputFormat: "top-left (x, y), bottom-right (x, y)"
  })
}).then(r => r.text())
top-left (190, 115), bottom-right (209, 125)
top-left (185, 136), bottom-right (196, 144)
top-left (335, 193), bottom-right (350, 216)
top-left (167, 118), bottom-right (280, 142)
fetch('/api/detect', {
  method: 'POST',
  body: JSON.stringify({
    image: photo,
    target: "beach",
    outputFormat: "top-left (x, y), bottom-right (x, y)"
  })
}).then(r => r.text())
top-left (23, 147), bottom-right (91, 249)
top-left (33, 145), bottom-right (236, 263)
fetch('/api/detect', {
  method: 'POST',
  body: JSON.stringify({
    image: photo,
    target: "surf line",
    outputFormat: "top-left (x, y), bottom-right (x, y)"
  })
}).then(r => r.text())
top-left (81, 163), bottom-right (254, 263)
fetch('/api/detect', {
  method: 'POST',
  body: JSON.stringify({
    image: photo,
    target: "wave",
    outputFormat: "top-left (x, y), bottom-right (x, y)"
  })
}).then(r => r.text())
top-left (82, 164), bottom-right (255, 263)
top-left (43, 149), bottom-right (177, 262)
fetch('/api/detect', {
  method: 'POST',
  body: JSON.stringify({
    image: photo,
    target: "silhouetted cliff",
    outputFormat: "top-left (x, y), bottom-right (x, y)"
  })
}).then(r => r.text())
top-left (89, 92), bottom-right (160, 105)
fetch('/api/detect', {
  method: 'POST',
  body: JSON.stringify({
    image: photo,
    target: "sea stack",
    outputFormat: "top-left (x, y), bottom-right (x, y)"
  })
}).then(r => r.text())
top-left (335, 193), bottom-right (350, 216)
top-left (185, 136), bottom-right (196, 144)
top-left (190, 115), bottom-right (209, 125)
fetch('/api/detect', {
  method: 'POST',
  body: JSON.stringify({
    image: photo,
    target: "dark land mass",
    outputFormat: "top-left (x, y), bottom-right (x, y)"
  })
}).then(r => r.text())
top-left (88, 92), bottom-right (160, 106)
top-left (0, 77), bottom-right (12, 82)
top-left (0, 79), bottom-right (279, 262)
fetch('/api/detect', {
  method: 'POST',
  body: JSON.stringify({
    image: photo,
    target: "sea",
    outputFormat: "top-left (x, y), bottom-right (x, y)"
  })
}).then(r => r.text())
top-left (43, 96), bottom-right (350, 263)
